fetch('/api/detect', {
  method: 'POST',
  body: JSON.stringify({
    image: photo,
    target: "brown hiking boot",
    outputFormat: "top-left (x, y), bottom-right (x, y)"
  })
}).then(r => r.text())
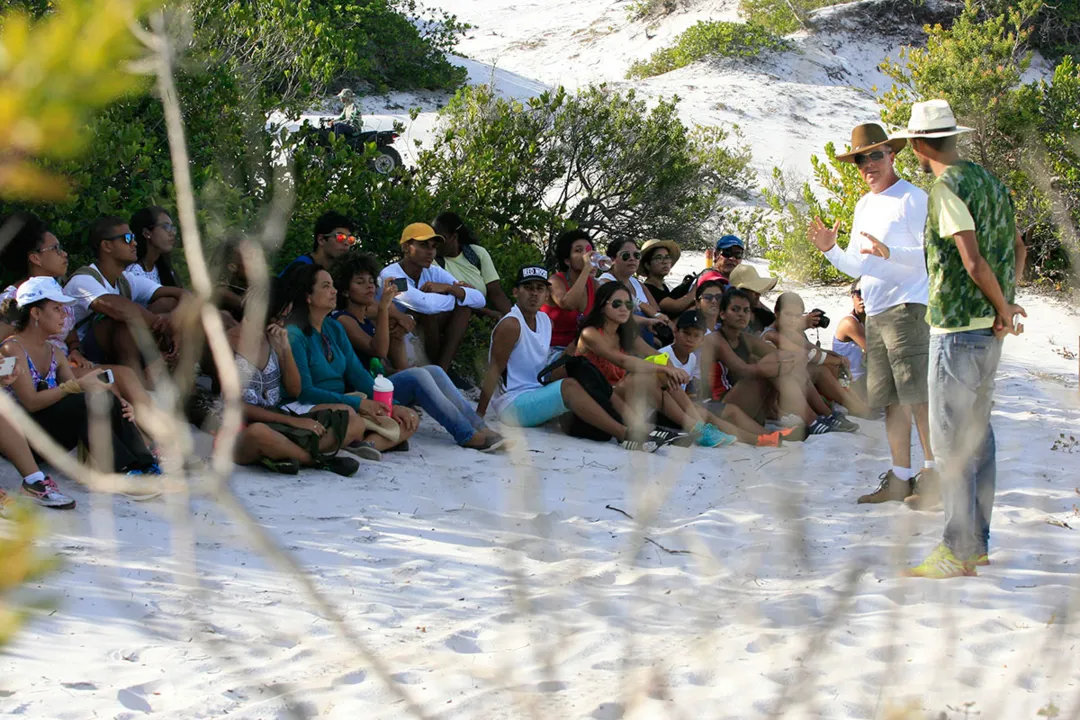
top-left (904, 469), bottom-right (942, 511)
top-left (857, 471), bottom-right (913, 504)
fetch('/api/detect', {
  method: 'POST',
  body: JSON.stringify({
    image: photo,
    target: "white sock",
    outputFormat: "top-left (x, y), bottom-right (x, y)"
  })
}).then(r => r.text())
top-left (924, 461), bottom-right (936, 470)
top-left (23, 471), bottom-right (45, 485)
top-left (892, 466), bottom-right (913, 481)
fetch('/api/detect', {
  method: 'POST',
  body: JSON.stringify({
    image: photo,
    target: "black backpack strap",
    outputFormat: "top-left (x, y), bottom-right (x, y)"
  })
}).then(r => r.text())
top-left (461, 244), bottom-right (482, 270)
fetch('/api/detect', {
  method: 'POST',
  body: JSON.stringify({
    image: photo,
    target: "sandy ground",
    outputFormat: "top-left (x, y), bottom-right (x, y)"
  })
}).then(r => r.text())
top-left (3, 257), bottom-right (1079, 718)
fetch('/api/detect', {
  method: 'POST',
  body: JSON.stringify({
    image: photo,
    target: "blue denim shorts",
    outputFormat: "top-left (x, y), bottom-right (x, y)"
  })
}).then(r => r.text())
top-left (498, 381), bottom-right (567, 427)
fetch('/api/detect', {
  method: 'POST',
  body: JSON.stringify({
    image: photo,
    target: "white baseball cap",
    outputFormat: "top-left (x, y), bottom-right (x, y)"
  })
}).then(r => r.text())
top-left (15, 277), bottom-right (76, 308)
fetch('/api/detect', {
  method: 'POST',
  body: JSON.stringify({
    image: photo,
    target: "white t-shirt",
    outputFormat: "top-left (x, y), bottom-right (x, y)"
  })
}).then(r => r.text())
top-left (659, 344), bottom-right (699, 389)
top-left (377, 262), bottom-right (485, 315)
top-left (63, 263), bottom-right (162, 339)
top-left (824, 179), bottom-right (929, 316)
top-left (125, 262), bottom-right (161, 284)
top-left (598, 273), bottom-right (650, 308)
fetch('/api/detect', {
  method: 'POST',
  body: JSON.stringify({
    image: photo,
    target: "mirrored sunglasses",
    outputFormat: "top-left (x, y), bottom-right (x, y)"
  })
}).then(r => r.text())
top-left (608, 299), bottom-right (632, 309)
top-left (106, 232), bottom-right (136, 244)
top-left (328, 232), bottom-right (358, 245)
top-left (619, 251), bottom-right (642, 261)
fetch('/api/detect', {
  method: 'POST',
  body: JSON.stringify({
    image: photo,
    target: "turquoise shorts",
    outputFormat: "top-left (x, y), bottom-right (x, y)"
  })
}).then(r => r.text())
top-left (498, 381), bottom-right (568, 427)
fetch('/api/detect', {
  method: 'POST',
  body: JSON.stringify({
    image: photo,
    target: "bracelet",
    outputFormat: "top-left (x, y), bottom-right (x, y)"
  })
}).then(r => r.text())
top-left (816, 351), bottom-right (827, 366)
top-left (807, 347), bottom-right (818, 362)
top-left (58, 380), bottom-right (83, 396)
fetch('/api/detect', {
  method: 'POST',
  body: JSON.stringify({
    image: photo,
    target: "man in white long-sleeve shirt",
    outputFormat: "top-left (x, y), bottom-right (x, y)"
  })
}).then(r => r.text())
top-left (378, 222), bottom-right (485, 372)
top-left (808, 123), bottom-right (937, 507)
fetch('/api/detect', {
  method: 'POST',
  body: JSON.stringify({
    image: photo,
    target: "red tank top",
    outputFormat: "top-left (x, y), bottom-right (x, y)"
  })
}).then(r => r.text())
top-left (541, 272), bottom-right (597, 347)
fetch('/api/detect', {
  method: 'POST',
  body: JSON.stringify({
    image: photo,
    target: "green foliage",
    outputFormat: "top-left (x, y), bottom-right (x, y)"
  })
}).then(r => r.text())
top-left (416, 83), bottom-right (754, 263)
top-left (626, 21), bottom-right (788, 79)
top-left (878, 0), bottom-right (1077, 284)
top-left (2, 0), bottom-right (466, 274)
top-left (737, 0), bottom-right (846, 35)
top-left (626, 0), bottom-right (682, 21)
top-left (975, 0), bottom-right (1080, 59)
top-left (760, 143), bottom-right (869, 283)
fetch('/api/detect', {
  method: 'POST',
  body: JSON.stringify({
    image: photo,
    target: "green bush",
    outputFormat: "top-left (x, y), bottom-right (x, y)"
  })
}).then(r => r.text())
top-left (760, 143), bottom-right (869, 283)
top-left (626, 0), bottom-right (682, 21)
top-left (416, 83), bottom-right (754, 258)
top-left (737, 0), bottom-right (848, 35)
top-left (626, 21), bottom-right (788, 79)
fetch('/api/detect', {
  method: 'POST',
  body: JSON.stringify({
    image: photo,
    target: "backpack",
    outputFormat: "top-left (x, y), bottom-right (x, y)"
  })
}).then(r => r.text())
top-left (70, 265), bottom-right (131, 330)
top-left (436, 244), bottom-right (482, 271)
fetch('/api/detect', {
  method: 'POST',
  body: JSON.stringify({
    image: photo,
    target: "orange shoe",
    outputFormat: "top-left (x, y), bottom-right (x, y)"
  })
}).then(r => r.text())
top-left (756, 431), bottom-right (783, 448)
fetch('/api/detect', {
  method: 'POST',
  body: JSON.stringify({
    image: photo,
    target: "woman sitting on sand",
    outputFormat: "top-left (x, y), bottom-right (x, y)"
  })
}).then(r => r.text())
top-left (572, 281), bottom-right (743, 448)
top-left (540, 230), bottom-right (600, 358)
top-left (831, 279), bottom-right (868, 405)
top-left (284, 265), bottom-right (506, 453)
top-left (597, 238), bottom-right (673, 347)
top-left (761, 291), bottom-right (869, 422)
top-left (700, 288), bottom-right (847, 437)
top-left (639, 239), bottom-right (696, 320)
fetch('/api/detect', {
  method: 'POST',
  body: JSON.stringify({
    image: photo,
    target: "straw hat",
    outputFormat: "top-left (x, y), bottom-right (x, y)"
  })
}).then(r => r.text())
top-left (640, 239), bottom-right (681, 266)
top-left (729, 264), bottom-right (778, 295)
top-left (890, 99), bottom-right (973, 139)
top-left (835, 123), bottom-right (907, 163)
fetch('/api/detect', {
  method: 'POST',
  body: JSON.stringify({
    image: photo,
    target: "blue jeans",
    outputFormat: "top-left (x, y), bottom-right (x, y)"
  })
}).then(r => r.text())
top-left (930, 329), bottom-right (1002, 559)
top-left (392, 366), bottom-right (486, 445)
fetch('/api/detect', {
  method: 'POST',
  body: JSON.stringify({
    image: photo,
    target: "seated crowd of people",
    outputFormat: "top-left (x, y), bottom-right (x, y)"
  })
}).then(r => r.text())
top-left (0, 209), bottom-right (870, 514)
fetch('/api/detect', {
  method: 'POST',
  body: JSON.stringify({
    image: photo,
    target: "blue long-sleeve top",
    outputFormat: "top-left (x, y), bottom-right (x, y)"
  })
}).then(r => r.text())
top-left (285, 317), bottom-right (374, 412)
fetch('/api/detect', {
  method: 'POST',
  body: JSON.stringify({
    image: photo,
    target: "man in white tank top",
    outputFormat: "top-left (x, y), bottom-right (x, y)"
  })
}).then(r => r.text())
top-left (807, 123), bottom-right (937, 507)
top-left (476, 266), bottom-right (659, 452)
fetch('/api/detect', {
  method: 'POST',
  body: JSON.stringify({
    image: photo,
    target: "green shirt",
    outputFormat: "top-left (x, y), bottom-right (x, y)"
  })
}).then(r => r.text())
top-left (441, 245), bottom-right (500, 299)
top-left (924, 160), bottom-right (1016, 332)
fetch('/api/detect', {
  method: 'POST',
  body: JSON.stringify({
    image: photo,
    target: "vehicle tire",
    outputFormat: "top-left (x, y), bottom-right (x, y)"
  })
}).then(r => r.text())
top-left (371, 146), bottom-right (402, 175)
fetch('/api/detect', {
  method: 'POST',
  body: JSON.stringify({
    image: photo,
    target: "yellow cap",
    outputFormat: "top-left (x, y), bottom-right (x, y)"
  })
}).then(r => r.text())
top-left (400, 222), bottom-right (443, 245)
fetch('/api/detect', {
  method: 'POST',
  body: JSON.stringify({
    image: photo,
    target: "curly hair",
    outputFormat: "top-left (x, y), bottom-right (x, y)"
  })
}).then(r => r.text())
top-left (331, 251), bottom-right (382, 309)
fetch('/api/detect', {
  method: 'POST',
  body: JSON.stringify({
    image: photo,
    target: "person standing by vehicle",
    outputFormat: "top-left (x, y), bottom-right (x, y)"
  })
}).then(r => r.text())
top-left (888, 100), bottom-right (1026, 578)
top-left (432, 212), bottom-right (512, 319)
top-left (808, 122), bottom-right (936, 506)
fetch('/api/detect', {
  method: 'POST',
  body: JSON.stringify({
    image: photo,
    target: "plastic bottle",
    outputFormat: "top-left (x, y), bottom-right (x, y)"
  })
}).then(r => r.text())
top-left (372, 374), bottom-right (394, 411)
top-left (589, 252), bottom-right (614, 273)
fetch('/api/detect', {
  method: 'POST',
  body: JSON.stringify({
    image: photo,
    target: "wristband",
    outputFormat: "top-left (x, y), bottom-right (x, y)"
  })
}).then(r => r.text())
top-left (59, 379), bottom-right (83, 396)
top-left (816, 352), bottom-right (826, 365)
top-left (807, 347), bottom-right (818, 362)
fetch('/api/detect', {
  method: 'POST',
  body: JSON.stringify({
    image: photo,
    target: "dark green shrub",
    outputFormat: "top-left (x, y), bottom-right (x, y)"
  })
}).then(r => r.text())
top-left (626, 21), bottom-right (788, 79)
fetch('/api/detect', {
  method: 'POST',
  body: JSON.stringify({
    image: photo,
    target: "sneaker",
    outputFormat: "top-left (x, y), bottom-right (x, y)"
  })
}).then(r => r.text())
top-left (621, 438), bottom-right (659, 453)
top-left (260, 457), bottom-right (300, 475)
top-left (705, 424), bottom-right (737, 447)
top-left (807, 417), bottom-right (834, 435)
top-left (857, 471), bottom-right (913, 504)
top-left (904, 543), bottom-right (976, 579)
top-left (477, 433), bottom-right (509, 453)
top-left (968, 551), bottom-right (990, 567)
top-left (22, 476), bottom-right (76, 510)
top-left (385, 439), bottom-right (409, 452)
top-left (756, 431), bottom-right (783, 448)
top-left (825, 412), bottom-right (860, 433)
top-left (648, 428), bottom-right (689, 447)
top-left (347, 441), bottom-right (383, 462)
top-left (904, 469), bottom-right (941, 510)
top-left (694, 422), bottom-right (725, 448)
top-left (121, 469), bottom-right (163, 501)
top-left (323, 455), bottom-right (360, 477)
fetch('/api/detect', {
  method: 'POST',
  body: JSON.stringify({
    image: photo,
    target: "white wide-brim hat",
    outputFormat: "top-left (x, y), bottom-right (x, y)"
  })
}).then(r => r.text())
top-left (890, 99), bottom-right (974, 139)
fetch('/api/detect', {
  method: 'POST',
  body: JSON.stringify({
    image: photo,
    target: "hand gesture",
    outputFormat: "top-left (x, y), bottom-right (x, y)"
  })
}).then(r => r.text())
top-left (380, 278), bottom-right (400, 309)
top-left (808, 217), bottom-right (840, 252)
top-left (119, 397), bottom-right (136, 423)
top-left (0, 362), bottom-right (22, 388)
top-left (391, 405), bottom-right (418, 433)
top-left (359, 398), bottom-right (389, 418)
top-left (994, 303), bottom-right (1027, 337)
top-left (859, 232), bottom-right (891, 260)
top-left (419, 282), bottom-right (451, 294)
top-left (266, 324), bottom-right (290, 355)
top-left (68, 349), bottom-right (94, 370)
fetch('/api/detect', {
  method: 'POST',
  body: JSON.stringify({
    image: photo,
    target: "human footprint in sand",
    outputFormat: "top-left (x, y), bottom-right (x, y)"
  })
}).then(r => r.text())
top-left (888, 100), bottom-right (1027, 579)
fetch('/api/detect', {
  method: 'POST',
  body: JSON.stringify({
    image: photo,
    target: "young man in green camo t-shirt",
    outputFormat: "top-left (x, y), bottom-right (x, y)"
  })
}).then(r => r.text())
top-left (871, 100), bottom-right (1027, 579)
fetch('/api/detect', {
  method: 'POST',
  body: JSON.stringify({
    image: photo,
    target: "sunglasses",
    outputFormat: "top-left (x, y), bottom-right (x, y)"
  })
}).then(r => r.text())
top-left (326, 232), bottom-right (358, 245)
top-left (619, 251), bottom-right (642, 261)
top-left (699, 293), bottom-right (723, 302)
top-left (718, 248), bottom-right (743, 259)
top-left (106, 232), bottom-right (136, 244)
top-left (853, 150), bottom-right (887, 167)
top-left (155, 222), bottom-right (177, 233)
top-left (608, 299), bottom-right (632, 309)
top-left (852, 290), bottom-right (863, 298)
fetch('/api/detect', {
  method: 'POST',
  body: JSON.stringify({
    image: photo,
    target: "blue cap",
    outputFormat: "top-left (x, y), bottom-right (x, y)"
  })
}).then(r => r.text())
top-left (714, 235), bottom-right (744, 251)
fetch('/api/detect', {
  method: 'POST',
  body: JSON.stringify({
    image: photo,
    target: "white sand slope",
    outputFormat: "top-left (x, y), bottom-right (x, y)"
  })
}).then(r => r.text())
top-left (3, 273), bottom-right (1079, 719)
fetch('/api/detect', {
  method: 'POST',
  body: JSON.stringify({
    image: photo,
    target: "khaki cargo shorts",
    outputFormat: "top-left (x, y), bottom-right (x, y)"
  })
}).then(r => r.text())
top-left (865, 302), bottom-right (930, 408)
